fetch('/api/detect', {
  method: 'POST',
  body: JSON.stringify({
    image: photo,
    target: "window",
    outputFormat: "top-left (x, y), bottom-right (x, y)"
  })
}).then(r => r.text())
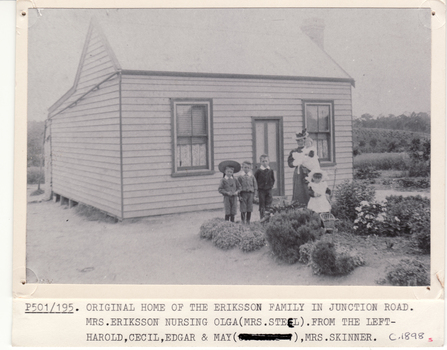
top-left (171, 99), bottom-right (214, 176)
top-left (304, 101), bottom-right (334, 163)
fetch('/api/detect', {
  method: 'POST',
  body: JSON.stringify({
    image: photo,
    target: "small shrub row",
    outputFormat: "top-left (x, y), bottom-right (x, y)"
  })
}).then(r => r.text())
top-left (353, 152), bottom-right (430, 178)
top-left (354, 166), bottom-right (381, 180)
top-left (265, 209), bottom-right (323, 264)
top-left (200, 219), bottom-right (266, 252)
top-left (396, 177), bottom-right (430, 189)
top-left (353, 153), bottom-right (408, 171)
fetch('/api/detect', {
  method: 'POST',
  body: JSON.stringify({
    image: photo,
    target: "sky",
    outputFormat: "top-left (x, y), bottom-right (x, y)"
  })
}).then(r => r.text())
top-left (27, 8), bottom-right (432, 121)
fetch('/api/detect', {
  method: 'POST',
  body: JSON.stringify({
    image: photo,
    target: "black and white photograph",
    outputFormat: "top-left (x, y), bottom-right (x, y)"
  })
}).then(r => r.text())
top-left (25, 7), bottom-right (433, 286)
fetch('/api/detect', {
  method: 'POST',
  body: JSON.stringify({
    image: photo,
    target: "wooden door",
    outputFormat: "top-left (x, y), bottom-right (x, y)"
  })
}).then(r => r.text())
top-left (253, 118), bottom-right (283, 196)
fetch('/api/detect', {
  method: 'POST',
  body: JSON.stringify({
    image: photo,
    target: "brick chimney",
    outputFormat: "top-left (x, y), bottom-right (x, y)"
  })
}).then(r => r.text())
top-left (300, 18), bottom-right (325, 50)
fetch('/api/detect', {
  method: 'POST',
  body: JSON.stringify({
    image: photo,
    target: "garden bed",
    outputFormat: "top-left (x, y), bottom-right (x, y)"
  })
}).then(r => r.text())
top-left (26, 184), bottom-right (430, 286)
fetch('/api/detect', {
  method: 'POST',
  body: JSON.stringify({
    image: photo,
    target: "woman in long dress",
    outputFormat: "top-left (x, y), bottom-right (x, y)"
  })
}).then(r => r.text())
top-left (287, 129), bottom-right (320, 205)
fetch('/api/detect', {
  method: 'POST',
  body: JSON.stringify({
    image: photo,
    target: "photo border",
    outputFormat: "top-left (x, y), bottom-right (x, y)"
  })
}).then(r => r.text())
top-left (13, 0), bottom-right (445, 302)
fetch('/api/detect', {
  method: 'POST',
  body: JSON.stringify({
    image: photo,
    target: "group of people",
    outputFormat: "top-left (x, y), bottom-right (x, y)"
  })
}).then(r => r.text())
top-left (218, 129), bottom-right (332, 223)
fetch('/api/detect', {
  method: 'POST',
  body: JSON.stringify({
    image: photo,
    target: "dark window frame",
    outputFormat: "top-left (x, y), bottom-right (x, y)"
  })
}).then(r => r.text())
top-left (171, 98), bottom-right (214, 177)
top-left (303, 100), bottom-right (336, 166)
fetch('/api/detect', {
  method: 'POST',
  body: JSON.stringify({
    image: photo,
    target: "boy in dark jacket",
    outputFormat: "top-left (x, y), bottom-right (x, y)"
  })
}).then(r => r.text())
top-left (254, 154), bottom-right (275, 219)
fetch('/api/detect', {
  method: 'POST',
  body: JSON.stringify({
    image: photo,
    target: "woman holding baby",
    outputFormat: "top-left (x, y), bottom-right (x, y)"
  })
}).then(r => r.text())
top-left (287, 129), bottom-right (320, 206)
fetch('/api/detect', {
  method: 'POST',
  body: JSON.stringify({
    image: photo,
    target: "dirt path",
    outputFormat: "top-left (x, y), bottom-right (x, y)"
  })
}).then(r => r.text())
top-left (26, 185), bottom-right (428, 286)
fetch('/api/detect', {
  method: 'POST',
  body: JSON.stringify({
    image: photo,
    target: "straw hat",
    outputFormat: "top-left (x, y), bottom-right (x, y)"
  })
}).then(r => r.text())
top-left (218, 160), bottom-right (241, 174)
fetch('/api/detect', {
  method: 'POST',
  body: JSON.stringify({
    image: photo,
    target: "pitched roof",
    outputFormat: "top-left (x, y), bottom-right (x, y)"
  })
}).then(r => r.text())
top-left (49, 15), bottom-right (354, 117)
top-left (98, 18), bottom-right (354, 82)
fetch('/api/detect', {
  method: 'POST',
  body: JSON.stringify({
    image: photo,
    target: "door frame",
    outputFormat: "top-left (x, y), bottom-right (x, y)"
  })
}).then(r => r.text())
top-left (251, 116), bottom-right (285, 196)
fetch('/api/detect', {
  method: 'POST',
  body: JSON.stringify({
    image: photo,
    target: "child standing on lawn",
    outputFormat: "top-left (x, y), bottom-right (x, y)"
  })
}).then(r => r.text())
top-left (218, 160), bottom-right (241, 222)
top-left (237, 161), bottom-right (258, 224)
top-left (254, 154), bottom-right (275, 220)
top-left (306, 169), bottom-right (332, 213)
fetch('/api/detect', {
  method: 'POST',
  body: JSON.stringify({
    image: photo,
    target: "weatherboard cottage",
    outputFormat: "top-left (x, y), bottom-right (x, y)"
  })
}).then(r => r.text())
top-left (44, 18), bottom-right (355, 220)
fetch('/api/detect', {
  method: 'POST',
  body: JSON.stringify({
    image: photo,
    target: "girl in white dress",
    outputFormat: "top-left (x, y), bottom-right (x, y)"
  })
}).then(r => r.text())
top-left (306, 169), bottom-right (332, 213)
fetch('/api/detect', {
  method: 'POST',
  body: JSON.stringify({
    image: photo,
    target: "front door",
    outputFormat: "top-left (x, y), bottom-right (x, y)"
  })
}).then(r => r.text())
top-left (253, 118), bottom-right (283, 196)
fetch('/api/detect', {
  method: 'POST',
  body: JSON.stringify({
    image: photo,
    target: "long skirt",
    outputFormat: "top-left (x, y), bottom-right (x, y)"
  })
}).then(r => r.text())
top-left (292, 166), bottom-right (310, 205)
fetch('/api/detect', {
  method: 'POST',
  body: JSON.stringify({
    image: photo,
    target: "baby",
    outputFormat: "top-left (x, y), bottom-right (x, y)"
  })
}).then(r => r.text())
top-left (292, 137), bottom-right (320, 172)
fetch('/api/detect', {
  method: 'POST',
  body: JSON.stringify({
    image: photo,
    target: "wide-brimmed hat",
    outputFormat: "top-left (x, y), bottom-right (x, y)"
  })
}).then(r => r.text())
top-left (295, 128), bottom-right (309, 140)
top-left (306, 168), bottom-right (328, 182)
top-left (218, 160), bottom-right (241, 174)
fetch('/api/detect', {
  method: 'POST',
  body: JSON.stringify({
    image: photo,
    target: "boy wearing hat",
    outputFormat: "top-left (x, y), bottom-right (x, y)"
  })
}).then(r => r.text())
top-left (218, 160), bottom-right (242, 222)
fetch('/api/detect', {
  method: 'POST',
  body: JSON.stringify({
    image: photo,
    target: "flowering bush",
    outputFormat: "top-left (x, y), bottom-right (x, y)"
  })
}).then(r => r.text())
top-left (353, 201), bottom-right (402, 236)
top-left (332, 180), bottom-right (376, 222)
top-left (353, 201), bottom-right (387, 235)
top-left (352, 196), bottom-right (431, 238)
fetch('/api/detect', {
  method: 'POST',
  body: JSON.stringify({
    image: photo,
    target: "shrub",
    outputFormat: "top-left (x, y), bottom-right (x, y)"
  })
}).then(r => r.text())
top-left (353, 201), bottom-right (387, 235)
top-left (408, 207), bottom-right (430, 254)
top-left (408, 161), bottom-right (430, 177)
top-left (199, 218), bottom-right (225, 239)
top-left (265, 209), bottom-right (323, 264)
top-left (211, 222), bottom-right (241, 250)
top-left (333, 180), bottom-right (376, 222)
top-left (396, 177), bottom-right (430, 189)
top-left (309, 240), bottom-right (364, 275)
top-left (239, 224), bottom-right (266, 252)
top-left (200, 219), bottom-right (266, 252)
top-left (354, 165), bottom-right (380, 180)
top-left (298, 242), bottom-right (314, 264)
top-left (385, 258), bottom-right (429, 286)
top-left (384, 196), bottom-right (430, 236)
top-left (350, 195), bottom-right (430, 237)
top-left (27, 167), bottom-right (45, 184)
